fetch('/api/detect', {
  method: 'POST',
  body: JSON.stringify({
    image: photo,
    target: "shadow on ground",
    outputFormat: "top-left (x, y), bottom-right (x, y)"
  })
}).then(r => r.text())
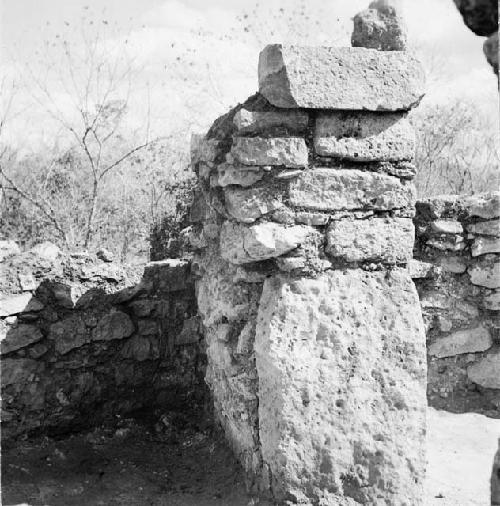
top-left (2, 409), bottom-right (257, 506)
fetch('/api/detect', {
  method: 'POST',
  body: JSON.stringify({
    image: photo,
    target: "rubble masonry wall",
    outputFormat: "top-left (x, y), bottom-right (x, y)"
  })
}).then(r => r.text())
top-left (1, 246), bottom-right (203, 440)
top-left (411, 192), bottom-right (500, 416)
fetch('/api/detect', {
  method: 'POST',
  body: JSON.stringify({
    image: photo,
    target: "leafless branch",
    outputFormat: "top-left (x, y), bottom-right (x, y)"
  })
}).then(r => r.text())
top-left (0, 165), bottom-right (68, 244)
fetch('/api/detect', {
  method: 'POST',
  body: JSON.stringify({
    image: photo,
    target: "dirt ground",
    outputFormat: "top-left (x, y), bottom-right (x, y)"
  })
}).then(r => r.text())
top-left (3, 407), bottom-right (499, 506)
top-left (2, 410), bottom-right (255, 506)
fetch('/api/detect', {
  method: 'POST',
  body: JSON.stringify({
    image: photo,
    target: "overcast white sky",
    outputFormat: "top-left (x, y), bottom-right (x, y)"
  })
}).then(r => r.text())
top-left (1, 0), bottom-right (498, 149)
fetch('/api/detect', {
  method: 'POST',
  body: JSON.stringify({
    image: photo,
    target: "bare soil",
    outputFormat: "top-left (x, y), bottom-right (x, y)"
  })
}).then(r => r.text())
top-left (3, 407), bottom-right (499, 506)
top-left (2, 410), bottom-right (255, 506)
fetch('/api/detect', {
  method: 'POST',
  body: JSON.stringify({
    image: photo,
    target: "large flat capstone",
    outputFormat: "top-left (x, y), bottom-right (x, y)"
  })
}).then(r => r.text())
top-left (258, 45), bottom-right (425, 110)
top-left (255, 269), bottom-right (427, 504)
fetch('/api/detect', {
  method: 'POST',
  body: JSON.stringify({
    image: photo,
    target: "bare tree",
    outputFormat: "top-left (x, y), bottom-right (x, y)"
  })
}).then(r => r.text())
top-left (412, 98), bottom-right (499, 197)
top-left (41, 20), bottom-right (154, 247)
top-left (6, 10), bottom-right (157, 249)
top-left (0, 76), bottom-right (72, 244)
top-left (1, 8), bottom-right (209, 257)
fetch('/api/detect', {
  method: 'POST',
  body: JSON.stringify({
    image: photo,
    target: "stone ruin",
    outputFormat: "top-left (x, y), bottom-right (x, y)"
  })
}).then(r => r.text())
top-left (190, 44), bottom-right (428, 504)
top-left (413, 194), bottom-right (500, 415)
top-left (2, 22), bottom-right (500, 506)
top-left (1, 245), bottom-right (203, 440)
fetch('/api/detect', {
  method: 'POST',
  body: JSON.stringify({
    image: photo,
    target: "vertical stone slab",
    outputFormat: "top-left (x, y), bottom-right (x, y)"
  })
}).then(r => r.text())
top-left (255, 269), bottom-right (427, 504)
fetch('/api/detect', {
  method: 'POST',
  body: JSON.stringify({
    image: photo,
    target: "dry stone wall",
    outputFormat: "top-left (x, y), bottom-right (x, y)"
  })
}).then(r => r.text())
top-left (0, 244), bottom-right (203, 440)
top-left (190, 44), bottom-right (428, 505)
top-left (3, 195), bottom-right (496, 449)
top-left (411, 193), bottom-right (500, 417)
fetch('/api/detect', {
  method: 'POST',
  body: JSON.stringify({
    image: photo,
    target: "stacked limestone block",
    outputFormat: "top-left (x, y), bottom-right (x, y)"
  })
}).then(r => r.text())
top-left (1, 246), bottom-right (203, 440)
top-left (191, 44), bottom-right (427, 504)
top-left (412, 192), bottom-right (500, 416)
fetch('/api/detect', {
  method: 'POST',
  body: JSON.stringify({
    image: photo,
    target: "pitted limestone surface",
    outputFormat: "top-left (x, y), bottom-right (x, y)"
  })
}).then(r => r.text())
top-left (255, 269), bottom-right (427, 504)
top-left (258, 45), bottom-right (425, 110)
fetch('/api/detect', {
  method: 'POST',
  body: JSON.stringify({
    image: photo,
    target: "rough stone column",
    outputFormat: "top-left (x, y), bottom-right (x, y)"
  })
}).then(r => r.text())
top-left (191, 44), bottom-right (427, 504)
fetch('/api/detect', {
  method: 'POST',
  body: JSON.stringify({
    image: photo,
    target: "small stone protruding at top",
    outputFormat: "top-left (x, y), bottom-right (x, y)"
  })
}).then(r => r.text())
top-left (352, 0), bottom-right (408, 51)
